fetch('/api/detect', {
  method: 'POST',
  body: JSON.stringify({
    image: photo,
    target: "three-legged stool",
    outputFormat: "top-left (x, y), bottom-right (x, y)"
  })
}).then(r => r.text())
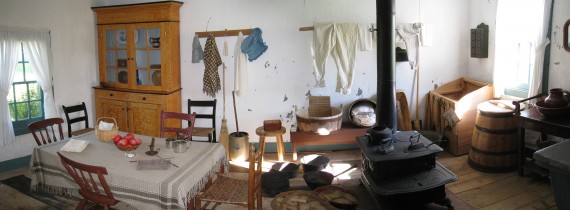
top-left (256, 126), bottom-right (286, 162)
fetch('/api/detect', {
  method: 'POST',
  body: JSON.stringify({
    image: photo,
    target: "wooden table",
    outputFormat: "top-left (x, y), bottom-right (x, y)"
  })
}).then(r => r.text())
top-left (30, 131), bottom-right (227, 210)
top-left (514, 98), bottom-right (570, 176)
top-left (290, 123), bottom-right (368, 160)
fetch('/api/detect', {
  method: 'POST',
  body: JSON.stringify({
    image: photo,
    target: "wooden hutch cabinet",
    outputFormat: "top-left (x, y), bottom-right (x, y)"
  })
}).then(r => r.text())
top-left (92, 2), bottom-right (183, 137)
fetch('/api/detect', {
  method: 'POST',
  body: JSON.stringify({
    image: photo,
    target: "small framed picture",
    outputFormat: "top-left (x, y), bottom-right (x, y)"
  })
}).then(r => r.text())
top-left (116, 30), bottom-right (138, 45)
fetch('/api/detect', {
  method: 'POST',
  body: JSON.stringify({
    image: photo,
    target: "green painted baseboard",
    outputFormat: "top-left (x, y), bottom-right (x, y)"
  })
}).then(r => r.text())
top-left (0, 155), bottom-right (31, 173)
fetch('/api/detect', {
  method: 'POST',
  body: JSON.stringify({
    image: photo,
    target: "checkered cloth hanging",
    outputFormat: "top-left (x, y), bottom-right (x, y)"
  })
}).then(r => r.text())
top-left (203, 35), bottom-right (222, 97)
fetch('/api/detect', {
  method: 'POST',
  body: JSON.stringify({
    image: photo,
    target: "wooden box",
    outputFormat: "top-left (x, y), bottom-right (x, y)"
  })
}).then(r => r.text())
top-left (263, 120), bottom-right (282, 131)
top-left (427, 77), bottom-right (493, 156)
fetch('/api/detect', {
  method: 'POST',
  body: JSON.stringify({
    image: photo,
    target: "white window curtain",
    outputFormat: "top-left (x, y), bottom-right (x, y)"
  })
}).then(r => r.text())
top-left (21, 30), bottom-right (57, 119)
top-left (493, 0), bottom-right (551, 99)
top-left (0, 26), bottom-right (21, 146)
top-left (528, 0), bottom-right (552, 98)
top-left (0, 26), bottom-right (55, 146)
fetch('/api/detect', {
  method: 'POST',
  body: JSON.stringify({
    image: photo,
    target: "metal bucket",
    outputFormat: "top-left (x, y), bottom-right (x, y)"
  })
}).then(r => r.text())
top-left (229, 132), bottom-right (249, 161)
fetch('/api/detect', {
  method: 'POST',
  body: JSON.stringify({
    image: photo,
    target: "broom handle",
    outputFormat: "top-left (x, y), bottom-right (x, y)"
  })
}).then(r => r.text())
top-left (222, 63), bottom-right (226, 118)
top-left (415, 66), bottom-right (420, 121)
top-left (232, 90), bottom-right (240, 135)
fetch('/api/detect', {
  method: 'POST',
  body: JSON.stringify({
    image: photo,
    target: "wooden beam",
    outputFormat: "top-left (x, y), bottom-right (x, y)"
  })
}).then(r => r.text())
top-left (195, 29), bottom-right (253, 38)
top-left (299, 26), bottom-right (314, 31)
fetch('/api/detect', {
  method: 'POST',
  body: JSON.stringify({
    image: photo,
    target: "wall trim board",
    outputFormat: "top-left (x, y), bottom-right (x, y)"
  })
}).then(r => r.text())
top-left (0, 155), bottom-right (31, 173)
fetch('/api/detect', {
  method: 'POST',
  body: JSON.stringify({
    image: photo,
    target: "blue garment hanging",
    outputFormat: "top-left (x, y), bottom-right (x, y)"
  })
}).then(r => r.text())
top-left (241, 28), bottom-right (268, 62)
top-left (192, 34), bottom-right (204, 63)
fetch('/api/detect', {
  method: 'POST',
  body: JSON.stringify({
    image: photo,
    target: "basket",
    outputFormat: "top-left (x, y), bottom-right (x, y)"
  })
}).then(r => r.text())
top-left (315, 185), bottom-right (358, 209)
top-left (96, 117), bottom-right (119, 142)
top-left (271, 190), bottom-right (333, 210)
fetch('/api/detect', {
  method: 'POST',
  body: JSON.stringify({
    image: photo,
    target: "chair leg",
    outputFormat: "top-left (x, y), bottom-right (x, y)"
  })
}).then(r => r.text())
top-left (257, 188), bottom-right (262, 209)
top-left (76, 198), bottom-right (87, 210)
top-left (195, 198), bottom-right (201, 210)
top-left (208, 133), bottom-right (213, 143)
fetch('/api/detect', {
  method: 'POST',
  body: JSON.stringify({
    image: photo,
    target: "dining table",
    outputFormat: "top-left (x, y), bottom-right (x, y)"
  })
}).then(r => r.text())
top-left (29, 131), bottom-right (228, 210)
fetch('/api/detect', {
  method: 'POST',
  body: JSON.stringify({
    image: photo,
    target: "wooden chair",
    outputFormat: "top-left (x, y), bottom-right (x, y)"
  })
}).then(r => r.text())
top-left (188, 99), bottom-right (217, 142)
top-left (160, 110), bottom-right (197, 140)
top-left (196, 141), bottom-right (265, 210)
top-left (28, 118), bottom-right (65, 146)
top-left (62, 102), bottom-right (95, 138)
top-left (57, 152), bottom-right (118, 210)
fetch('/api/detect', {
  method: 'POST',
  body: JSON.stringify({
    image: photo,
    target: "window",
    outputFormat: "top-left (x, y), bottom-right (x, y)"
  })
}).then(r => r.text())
top-left (494, 0), bottom-right (547, 99)
top-left (7, 43), bottom-right (44, 135)
top-left (504, 42), bottom-right (535, 97)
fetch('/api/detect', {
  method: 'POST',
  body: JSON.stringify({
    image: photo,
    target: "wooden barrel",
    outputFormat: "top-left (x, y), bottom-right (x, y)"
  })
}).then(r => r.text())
top-left (468, 101), bottom-right (518, 172)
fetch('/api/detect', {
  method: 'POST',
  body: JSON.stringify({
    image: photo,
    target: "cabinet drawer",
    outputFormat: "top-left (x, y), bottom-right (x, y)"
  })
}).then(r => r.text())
top-left (96, 90), bottom-right (128, 100)
top-left (128, 93), bottom-right (163, 104)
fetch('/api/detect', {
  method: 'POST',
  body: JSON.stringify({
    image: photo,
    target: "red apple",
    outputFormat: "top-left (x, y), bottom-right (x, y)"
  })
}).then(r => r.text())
top-left (112, 135), bottom-right (122, 143)
top-left (134, 138), bottom-right (142, 145)
top-left (118, 139), bottom-right (128, 147)
top-left (124, 133), bottom-right (135, 140)
top-left (129, 139), bottom-right (137, 146)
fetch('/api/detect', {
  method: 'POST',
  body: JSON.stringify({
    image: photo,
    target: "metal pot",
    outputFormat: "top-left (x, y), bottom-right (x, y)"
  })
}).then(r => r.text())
top-left (300, 154), bottom-right (330, 172)
top-left (173, 140), bottom-right (190, 153)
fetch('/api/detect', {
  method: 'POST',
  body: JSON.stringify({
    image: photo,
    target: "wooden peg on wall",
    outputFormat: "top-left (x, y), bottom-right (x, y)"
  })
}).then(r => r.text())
top-left (195, 28), bottom-right (253, 38)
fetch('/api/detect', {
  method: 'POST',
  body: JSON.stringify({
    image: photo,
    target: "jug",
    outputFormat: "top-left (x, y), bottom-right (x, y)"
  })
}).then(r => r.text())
top-left (173, 140), bottom-right (190, 153)
top-left (544, 88), bottom-right (570, 108)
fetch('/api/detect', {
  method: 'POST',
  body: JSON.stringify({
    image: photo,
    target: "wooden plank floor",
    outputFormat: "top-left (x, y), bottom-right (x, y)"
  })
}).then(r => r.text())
top-left (247, 149), bottom-right (558, 210)
top-left (436, 152), bottom-right (558, 210)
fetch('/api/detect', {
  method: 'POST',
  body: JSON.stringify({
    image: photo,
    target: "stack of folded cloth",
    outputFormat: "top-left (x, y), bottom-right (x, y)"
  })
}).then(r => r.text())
top-left (60, 139), bottom-right (89, 153)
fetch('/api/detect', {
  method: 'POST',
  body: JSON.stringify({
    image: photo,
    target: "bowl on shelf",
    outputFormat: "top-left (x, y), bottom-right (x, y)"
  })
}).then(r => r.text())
top-left (534, 100), bottom-right (570, 117)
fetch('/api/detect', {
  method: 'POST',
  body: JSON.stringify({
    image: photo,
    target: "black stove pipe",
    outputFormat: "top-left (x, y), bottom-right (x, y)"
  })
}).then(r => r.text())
top-left (372, 0), bottom-right (396, 133)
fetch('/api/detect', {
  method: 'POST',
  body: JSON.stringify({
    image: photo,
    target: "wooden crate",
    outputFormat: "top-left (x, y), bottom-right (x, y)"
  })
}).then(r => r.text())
top-left (427, 77), bottom-right (493, 156)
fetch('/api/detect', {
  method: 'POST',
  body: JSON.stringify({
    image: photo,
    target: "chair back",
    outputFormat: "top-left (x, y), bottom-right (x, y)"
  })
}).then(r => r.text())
top-left (57, 152), bottom-right (118, 207)
top-left (62, 102), bottom-right (91, 138)
top-left (160, 110), bottom-right (197, 139)
top-left (188, 99), bottom-right (217, 141)
top-left (28, 118), bottom-right (65, 146)
top-left (248, 140), bottom-right (265, 208)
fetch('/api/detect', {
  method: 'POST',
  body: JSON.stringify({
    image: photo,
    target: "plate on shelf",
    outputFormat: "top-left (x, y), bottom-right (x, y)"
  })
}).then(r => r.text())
top-left (118, 71), bottom-right (128, 84)
top-left (152, 71), bottom-right (161, 86)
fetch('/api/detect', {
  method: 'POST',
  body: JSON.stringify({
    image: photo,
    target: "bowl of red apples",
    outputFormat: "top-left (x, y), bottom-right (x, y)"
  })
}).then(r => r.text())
top-left (112, 133), bottom-right (142, 157)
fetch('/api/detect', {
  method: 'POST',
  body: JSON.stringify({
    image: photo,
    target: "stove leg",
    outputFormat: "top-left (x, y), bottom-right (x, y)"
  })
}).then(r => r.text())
top-left (435, 197), bottom-right (453, 210)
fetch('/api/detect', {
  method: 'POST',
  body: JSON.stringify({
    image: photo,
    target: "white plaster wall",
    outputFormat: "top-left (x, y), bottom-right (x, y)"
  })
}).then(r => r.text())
top-left (396, 0), bottom-right (470, 121)
top-left (548, 0), bottom-right (570, 90)
top-left (467, 0), bottom-right (496, 83)
top-left (0, 0), bottom-right (98, 162)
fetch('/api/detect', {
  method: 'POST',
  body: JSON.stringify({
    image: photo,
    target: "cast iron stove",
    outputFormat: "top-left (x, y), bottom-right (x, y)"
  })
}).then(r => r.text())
top-left (358, 131), bottom-right (457, 209)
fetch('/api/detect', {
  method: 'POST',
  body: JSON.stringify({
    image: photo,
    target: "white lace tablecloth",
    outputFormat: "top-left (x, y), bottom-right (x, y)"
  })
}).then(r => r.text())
top-left (30, 131), bottom-right (228, 210)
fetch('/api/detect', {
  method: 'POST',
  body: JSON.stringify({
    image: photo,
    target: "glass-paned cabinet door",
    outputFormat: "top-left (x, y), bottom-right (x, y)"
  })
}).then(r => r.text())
top-left (135, 27), bottom-right (162, 88)
top-left (104, 28), bottom-right (129, 86)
